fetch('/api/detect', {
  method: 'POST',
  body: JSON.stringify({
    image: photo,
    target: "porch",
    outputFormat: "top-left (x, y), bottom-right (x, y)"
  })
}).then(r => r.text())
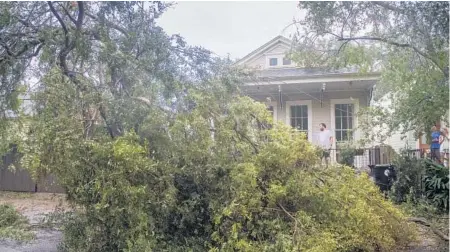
top-left (321, 147), bottom-right (449, 170)
top-left (242, 73), bottom-right (377, 145)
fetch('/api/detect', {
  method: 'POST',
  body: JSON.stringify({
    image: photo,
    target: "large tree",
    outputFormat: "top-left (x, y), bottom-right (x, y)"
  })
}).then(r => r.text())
top-left (0, 2), bottom-right (417, 251)
top-left (0, 1), bottom-right (231, 153)
top-left (293, 1), bottom-right (449, 142)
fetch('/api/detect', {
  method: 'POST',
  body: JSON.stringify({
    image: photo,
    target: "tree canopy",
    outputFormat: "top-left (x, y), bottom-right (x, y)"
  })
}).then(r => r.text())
top-left (0, 1), bottom-right (240, 153)
top-left (293, 1), bottom-right (449, 141)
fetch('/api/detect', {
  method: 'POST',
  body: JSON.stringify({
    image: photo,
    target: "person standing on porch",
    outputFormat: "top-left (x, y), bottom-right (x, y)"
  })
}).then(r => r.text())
top-left (318, 123), bottom-right (333, 167)
top-left (430, 126), bottom-right (443, 164)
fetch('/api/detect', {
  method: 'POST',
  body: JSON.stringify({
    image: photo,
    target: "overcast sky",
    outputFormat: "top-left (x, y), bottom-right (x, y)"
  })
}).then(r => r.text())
top-left (157, 1), bottom-right (303, 60)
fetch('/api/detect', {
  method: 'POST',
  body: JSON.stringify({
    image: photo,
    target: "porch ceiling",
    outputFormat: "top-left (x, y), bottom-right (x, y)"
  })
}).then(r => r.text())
top-left (242, 80), bottom-right (376, 96)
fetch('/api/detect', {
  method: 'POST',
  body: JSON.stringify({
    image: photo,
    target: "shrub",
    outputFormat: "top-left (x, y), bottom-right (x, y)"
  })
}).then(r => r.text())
top-left (390, 155), bottom-right (449, 212)
top-left (423, 160), bottom-right (449, 212)
top-left (336, 142), bottom-right (363, 167)
top-left (390, 155), bottom-right (426, 204)
top-left (0, 204), bottom-right (34, 241)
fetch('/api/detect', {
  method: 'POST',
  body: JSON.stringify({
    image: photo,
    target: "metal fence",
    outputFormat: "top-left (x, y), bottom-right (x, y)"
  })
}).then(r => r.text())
top-left (404, 148), bottom-right (449, 167)
top-left (326, 147), bottom-right (450, 169)
top-left (0, 152), bottom-right (64, 193)
top-left (326, 146), bottom-right (396, 169)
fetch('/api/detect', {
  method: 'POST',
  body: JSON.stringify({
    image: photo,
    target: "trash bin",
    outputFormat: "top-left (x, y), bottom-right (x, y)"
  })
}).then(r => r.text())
top-left (368, 164), bottom-right (397, 192)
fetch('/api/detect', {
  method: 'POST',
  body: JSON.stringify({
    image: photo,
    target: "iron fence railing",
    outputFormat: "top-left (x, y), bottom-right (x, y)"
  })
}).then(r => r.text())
top-left (323, 147), bottom-right (450, 169)
top-left (324, 146), bottom-right (395, 169)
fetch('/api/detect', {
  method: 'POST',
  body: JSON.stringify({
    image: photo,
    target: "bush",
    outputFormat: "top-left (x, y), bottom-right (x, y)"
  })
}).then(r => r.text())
top-left (54, 96), bottom-right (416, 252)
top-left (423, 160), bottom-right (449, 212)
top-left (390, 155), bottom-right (449, 212)
top-left (335, 142), bottom-right (366, 168)
top-left (0, 204), bottom-right (34, 241)
top-left (390, 155), bottom-right (426, 204)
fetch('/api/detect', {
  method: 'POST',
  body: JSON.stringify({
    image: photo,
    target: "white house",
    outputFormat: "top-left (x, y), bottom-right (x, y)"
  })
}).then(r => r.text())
top-left (373, 93), bottom-right (449, 155)
top-left (235, 36), bottom-right (383, 167)
top-left (369, 94), bottom-right (419, 152)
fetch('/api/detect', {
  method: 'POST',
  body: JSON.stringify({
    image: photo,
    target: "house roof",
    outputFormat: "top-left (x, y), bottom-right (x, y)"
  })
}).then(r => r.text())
top-left (236, 36), bottom-right (380, 82)
top-left (255, 67), bottom-right (359, 79)
top-left (235, 35), bottom-right (293, 66)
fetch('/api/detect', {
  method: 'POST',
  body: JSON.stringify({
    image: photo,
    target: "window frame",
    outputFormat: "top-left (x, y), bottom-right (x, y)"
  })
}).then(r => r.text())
top-left (330, 98), bottom-right (359, 145)
top-left (269, 58), bottom-right (278, 66)
top-left (286, 100), bottom-right (313, 142)
top-left (282, 57), bottom-right (291, 66)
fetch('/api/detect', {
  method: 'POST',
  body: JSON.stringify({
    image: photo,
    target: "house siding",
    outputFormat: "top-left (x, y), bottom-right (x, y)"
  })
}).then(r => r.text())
top-left (374, 93), bottom-right (421, 152)
top-left (387, 130), bottom-right (418, 152)
top-left (238, 36), bottom-right (380, 169)
top-left (247, 56), bottom-right (266, 69)
top-left (250, 90), bottom-right (370, 169)
top-left (250, 90), bottom-right (369, 141)
top-left (246, 44), bottom-right (292, 69)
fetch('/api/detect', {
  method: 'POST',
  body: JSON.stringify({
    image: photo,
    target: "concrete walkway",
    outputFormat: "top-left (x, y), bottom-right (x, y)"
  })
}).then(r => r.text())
top-left (0, 230), bottom-right (62, 252)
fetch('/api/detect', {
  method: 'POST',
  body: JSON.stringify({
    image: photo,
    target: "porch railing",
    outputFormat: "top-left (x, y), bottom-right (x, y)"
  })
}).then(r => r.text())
top-left (324, 147), bottom-right (450, 169)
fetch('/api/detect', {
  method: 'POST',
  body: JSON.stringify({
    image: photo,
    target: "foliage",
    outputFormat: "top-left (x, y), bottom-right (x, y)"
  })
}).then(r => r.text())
top-left (423, 160), bottom-right (449, 212)
top-left (0, 1), bottom-right (228, 155)
top-left (335, 142), bottom-right (361, 167)
top-left (0, 204), bottom-right (35, 241)
top-left (53, 94), bottom-right (416, 251)
top-left (390, 155), bottom-right (426, 204)
top-left (293, 2), bottom-right (449, 139)
top-left (390, 155), bottom-right (449, 212)
top-left (1, 2), bottom-right (418, 251)
top-left (39, 206), bottom-right (73, 230)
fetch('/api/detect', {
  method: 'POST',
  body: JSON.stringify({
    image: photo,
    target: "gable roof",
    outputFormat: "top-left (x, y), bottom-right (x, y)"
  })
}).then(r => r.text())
top-left (235, 35), bottom-right (293, 66)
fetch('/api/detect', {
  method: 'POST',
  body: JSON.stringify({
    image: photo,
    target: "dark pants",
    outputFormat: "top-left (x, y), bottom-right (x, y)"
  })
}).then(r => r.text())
top-left (431, 148), bottom-right (441, 162)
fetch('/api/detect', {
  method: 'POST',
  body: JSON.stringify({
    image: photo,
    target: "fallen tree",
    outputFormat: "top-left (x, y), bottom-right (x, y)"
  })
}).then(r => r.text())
top-left (408, 217), bottom-right (449, 242)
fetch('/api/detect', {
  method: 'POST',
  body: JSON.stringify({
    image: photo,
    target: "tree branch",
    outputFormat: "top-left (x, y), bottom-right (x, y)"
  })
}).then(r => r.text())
top-left (85, 12), bottom-right (129, 38)
top-left (98, 104), bottom-right (115, 139)
top-left (408, 217), bottom-right (449, 241)
top-left (232, 119), bottom-right (259, 154)
top-left (371, 2), bottom-right (404, 14)
top-left (47, 2), bottom-right (69, 48)
top-left (20, 43), bottom-right (44, 59)
top-left (337, 36), bottom-right (447, 77)
top-left (277, 202), bottom-right (299, 245)
top-left (133, 96), bottom-right (173, 114)
top-left (76, 2), bottom-right (84, 30)
top-left (59, 3), bottom-right (77, 25)
top-left (0, 40), bottom-right (42, 58)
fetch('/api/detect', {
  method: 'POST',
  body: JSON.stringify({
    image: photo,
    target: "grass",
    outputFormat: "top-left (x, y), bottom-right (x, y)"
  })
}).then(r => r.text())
top-left (0, 204), bottom-right (35, 241)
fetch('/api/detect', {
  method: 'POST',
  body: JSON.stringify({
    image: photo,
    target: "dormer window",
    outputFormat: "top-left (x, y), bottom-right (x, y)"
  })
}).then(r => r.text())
top-left (269, 58), bottom-right (278, 66)
top-left (283, 57), bottom-right (291, 65)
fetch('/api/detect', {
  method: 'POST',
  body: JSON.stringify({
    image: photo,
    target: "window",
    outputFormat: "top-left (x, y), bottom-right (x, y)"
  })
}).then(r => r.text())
top-left (290, 105), bottom-right (308, 138)
top-left (269, 58), bottom-right (278, 66)
top-left (335, 104), bottom-right (354, 142)
top-left (283, 57), bottom-right (291, 65)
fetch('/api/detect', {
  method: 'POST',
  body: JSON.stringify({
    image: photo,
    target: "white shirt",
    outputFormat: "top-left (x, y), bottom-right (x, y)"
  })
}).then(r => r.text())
top-left (318, 129), bottom-right (332, 149)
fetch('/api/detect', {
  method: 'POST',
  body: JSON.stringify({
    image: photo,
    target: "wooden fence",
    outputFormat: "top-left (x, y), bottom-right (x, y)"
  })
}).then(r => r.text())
top-left (0, 152), bottom-right (65, 193)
